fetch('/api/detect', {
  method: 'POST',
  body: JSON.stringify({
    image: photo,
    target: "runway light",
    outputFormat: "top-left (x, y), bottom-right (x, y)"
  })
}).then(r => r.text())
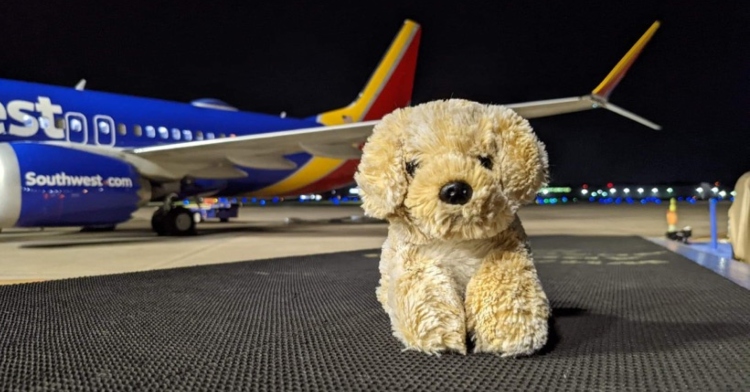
top-left (652, 187), bottom-right (658, 193)
top-left (719, 191), bottom-right (727, 197)
top-left (601, 192), bottom-right (608, 197)
top-left (696, 187), bottom-right (703, 193)
top-left (581, 189), bottom-right (589, 195)
top-left (731, 191), bottom-right (737, 196)
top-left (624, 188), bottom-right (630, 194)
top-left (667, 187), bottom-right (673, 193)
top-left (349, 187), bottom-right (360, 195)
top-left (610, 188), bottom-right (617, 194)
top-left (711, 187), bottom-right (719, 193)
top-left (637, 188), bottom-right (644, 194)
top-left (542, 189), bottom-right (549, 195)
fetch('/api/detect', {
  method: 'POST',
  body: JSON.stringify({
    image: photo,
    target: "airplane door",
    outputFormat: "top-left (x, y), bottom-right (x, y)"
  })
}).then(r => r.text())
top-left (94, 115), bottom-right (116, 146)
top-left (64, 112), bottom-right (88, 144)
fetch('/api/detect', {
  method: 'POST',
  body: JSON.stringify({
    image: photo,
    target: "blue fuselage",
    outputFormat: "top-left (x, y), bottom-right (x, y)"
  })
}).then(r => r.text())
top-left (0, 78), bottom-right (353, 197)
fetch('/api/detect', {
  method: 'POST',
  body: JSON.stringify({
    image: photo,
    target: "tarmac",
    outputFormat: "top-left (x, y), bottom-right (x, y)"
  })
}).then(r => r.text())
top-left (0, 201), bottom-right (732, 284)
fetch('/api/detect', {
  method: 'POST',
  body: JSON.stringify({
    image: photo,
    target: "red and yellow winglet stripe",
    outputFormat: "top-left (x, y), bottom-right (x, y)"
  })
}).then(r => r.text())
top-left (592, 21), bottom-right (660, 99)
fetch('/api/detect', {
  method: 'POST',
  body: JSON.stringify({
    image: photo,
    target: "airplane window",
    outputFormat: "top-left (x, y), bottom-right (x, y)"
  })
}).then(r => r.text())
top-left (55, 118), bottom-right (66, 130)
top-left (71, 119), bottom-right (83, 132)
top-left (171, 128), bottom-right (181, 140)
top-left (158, 126), bottom-right (168, 139)
top-left (98, 121), bottom-right (111, 135)
top-left (38, 116), bottom-right (50, 129)
top-left (134, 125), bottom-right (143, 137)
top-left (195, 131), bottom-right (204, 141)
top-left (183, 130), bottom-right (193, 141)
top-left (219, 133), bottom-right (226, 138)
top-left (145, 126), bottom-right (156, 138)
top-left (206, 132), bottom-right (215, 140)
top-left (118, 123), bottom-right (127, 135)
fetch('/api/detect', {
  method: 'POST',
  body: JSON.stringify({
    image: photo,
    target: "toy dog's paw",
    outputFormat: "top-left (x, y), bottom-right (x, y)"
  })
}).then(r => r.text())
top-left (397, 309), bottom-right (467, 355)
top-left (470, 305), bottom-right (549, 357)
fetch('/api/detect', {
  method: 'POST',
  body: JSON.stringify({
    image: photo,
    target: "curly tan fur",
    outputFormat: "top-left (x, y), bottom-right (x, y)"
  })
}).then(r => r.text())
top-left (355, 99), bottom-right (550, 356)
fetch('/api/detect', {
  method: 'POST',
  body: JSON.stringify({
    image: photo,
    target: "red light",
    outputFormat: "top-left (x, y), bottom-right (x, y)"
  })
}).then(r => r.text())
top-left (582, 184), bottom-right (588, 189)
top-left (607, 182), bottom-right (614, 188)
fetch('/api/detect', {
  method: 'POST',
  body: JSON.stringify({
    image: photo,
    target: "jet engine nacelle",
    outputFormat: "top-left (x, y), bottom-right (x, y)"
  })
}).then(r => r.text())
top-left (0, 143), bottom-right (149, 228)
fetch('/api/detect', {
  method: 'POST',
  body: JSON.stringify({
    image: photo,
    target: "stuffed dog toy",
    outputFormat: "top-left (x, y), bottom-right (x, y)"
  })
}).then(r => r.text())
top-left (354, 99), bottom-right (550, 356)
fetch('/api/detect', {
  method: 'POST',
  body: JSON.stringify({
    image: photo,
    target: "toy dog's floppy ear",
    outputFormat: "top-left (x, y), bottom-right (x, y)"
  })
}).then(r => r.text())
top-left (492, 106), bottom-right (549, 206)
top-left (354, 111), bottom-right (408, 219)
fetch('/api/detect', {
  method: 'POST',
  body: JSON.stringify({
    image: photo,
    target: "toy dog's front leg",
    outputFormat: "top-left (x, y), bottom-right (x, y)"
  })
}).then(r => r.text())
top-left (465, 249), bottom-right (550, 356)
top-left (387, 253), bottom-right (467, 355)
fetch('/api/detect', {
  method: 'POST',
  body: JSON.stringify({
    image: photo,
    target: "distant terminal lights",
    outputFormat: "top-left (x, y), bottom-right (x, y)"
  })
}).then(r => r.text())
top-left (213, 184), bottom-right (736, 206)
top-left (534, 183), bottom-right (735, 205)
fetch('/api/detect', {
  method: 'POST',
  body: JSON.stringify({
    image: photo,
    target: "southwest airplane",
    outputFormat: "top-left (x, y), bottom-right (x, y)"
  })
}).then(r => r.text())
top-left (0, 20), bottom-right (661, 236)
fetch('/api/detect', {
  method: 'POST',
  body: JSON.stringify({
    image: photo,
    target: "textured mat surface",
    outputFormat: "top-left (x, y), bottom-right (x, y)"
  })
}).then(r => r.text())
top-left (1, 236), bottom-right (749, 391)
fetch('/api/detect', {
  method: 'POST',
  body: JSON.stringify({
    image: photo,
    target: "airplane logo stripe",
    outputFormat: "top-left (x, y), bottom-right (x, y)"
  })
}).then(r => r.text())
top-left (351, 21), bottom-right (420, 122)
top-left (316, 20), bottom-right (420, 125)
top-left (246, 157), bottom-right (344, 196)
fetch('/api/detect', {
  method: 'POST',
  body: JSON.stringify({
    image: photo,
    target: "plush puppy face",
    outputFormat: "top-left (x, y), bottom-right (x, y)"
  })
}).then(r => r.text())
top-left (355, 99), bottom-right (548, 242)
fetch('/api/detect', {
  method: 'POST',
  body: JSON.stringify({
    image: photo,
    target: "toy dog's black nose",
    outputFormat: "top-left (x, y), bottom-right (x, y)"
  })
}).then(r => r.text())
top-left (439, 181), bottom-right (473, 205)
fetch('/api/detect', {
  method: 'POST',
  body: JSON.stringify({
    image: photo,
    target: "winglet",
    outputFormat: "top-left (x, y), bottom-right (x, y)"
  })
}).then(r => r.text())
top-left (315, 19), bottom-right (421, 125)
top-left (592, 21), bottom-right (660, 99)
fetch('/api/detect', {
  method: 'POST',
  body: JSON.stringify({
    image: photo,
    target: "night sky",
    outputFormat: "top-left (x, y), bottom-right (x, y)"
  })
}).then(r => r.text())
top-left (0, 1), bottom-right (747, 186)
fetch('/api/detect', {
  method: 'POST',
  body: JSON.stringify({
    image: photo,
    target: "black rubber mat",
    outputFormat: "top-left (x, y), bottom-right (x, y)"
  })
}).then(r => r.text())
top-left (1, 236), bottom-right (749, 391)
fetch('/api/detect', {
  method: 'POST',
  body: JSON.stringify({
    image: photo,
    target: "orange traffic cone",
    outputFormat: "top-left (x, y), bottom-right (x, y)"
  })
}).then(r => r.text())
top-left (666, 198), bottom-right (678, 234)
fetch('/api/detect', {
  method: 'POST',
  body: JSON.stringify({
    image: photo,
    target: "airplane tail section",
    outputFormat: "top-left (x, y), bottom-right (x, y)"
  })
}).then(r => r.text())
top-left (507, 21), bottom-right (662, 130)
top-left (315, 19), bottom-right (421, 125)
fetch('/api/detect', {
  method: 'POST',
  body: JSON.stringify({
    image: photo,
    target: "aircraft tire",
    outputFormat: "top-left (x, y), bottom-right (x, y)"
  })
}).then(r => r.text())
top-left (151, 209), bottom-right (168, 236)
top-left (164, 207), bottom-right (196, 236)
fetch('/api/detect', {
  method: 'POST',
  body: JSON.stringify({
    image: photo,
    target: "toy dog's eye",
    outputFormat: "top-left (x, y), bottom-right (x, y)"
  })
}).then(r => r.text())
top-left (478, 156), bottom-right (493, 170)
top-left (405, 160), bottom-right (418, 177)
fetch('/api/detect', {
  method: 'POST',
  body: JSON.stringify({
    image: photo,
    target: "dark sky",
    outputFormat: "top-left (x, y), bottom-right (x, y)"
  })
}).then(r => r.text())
top-left (0, 1), bottom-right (747, 186)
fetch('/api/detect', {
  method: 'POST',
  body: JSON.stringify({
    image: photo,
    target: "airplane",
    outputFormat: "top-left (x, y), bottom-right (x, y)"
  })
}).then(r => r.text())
top-left (0, 19), bottom-right (661, 236)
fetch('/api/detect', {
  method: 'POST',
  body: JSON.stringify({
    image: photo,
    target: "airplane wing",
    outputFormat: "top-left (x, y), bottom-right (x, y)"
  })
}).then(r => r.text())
top-left (124, 120), bottom-right (378, 179)
top-left (507, 20), bottom-right (662, 130)
top-left (507, 94), bottom-right (662, 130)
